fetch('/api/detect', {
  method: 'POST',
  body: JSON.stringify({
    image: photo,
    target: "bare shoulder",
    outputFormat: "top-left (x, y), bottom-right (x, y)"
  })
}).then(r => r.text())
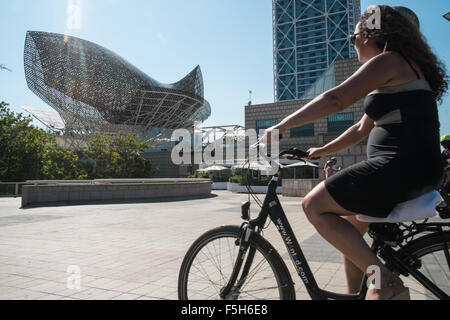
top-left (361, 51), bottom-right (403, 71)
top-left (360, 51), bottom-right (422, 84)
top-left (327, 52), bottom-right (399, 107)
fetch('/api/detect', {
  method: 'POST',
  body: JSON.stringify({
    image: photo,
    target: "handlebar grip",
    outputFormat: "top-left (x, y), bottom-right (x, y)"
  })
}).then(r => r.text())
top-left (279, 148), bottom-right (309, 159)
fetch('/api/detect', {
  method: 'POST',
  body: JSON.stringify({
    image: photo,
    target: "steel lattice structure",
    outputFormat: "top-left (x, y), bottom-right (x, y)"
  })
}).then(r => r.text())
top-left (24, 31), bottom-right (211, 147)
top-left (273, 0), bottom-right (360, 101)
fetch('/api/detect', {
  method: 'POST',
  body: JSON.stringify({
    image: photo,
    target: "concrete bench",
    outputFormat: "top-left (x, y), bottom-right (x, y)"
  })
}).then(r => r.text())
top-left (21, 179), bottom-right (212, 207)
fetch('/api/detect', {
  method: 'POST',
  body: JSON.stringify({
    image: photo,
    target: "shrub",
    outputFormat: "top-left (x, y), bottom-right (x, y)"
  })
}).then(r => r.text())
top-left (228, 174), bottom-right (275, 186)
top-left (188, 171), bottom-right (231, 182)
top-left (228, 175), bottom-right (243, 184)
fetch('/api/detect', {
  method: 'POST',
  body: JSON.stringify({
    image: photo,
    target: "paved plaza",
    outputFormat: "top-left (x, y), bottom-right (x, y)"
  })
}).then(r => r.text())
top-left (0, 191), bottom-right (445, 300)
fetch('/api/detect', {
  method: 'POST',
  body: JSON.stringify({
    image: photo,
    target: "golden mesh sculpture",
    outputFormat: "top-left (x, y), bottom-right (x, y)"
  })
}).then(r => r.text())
top-left (24, 31), bottom-right (211, 147)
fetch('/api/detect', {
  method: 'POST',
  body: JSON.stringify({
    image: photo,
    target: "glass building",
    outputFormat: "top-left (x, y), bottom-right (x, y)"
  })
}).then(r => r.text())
top-left (273, 0), bottom-right (361, 101)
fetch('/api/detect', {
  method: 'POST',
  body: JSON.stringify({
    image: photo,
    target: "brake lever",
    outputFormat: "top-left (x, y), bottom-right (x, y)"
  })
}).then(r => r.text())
top-left (286, 156), bottom-right (306, 163)
top-left (280, 148), bottom-right (310, 159)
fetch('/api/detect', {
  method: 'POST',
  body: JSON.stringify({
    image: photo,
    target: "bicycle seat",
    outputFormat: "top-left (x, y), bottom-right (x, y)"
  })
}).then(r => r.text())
top-left (356, 191), bottom-right (444, 223)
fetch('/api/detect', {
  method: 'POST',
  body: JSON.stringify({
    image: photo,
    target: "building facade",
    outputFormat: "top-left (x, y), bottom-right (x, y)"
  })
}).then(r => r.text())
top-left (246, 58), bottom-right (366, 179)
top-left (273, 0), bottom-right (361, 101)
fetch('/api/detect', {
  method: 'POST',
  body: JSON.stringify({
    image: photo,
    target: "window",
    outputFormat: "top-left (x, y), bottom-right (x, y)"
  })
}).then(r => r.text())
top-left (328, 113), bottom-right (354, 133)
top-left (290, 123), bottom-right (314, 137)
top-left (256, 119), bottom-right (278, 138)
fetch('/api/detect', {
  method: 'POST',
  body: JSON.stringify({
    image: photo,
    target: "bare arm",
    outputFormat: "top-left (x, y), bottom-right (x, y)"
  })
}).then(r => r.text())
top-left (265, 52), bottom-right (399, 141)
top-left (308, 114), bottom-right (374, 159)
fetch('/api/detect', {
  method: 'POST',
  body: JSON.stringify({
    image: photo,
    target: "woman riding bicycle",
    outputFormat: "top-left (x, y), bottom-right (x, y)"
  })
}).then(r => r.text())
top-left (264, 5), bottom-right (448, 300)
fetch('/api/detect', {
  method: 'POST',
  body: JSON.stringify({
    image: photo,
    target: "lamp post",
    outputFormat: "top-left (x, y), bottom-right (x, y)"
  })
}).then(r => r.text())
top-left (444, 12), bottom-right (450, 21)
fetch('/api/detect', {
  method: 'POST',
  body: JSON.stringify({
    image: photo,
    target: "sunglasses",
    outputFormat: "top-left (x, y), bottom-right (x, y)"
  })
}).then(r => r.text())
top-left (349, 32), bottom-right (362, 45)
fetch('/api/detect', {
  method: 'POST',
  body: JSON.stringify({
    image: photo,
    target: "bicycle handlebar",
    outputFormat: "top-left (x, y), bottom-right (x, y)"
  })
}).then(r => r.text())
top-left (279, 148), bottom-right (310, 161)
top-left (250, 134), bottom-right (314, 162)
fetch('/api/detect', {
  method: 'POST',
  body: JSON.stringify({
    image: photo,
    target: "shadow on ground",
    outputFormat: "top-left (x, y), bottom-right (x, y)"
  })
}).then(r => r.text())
top-left (20, 193), bottom-right (219, 210)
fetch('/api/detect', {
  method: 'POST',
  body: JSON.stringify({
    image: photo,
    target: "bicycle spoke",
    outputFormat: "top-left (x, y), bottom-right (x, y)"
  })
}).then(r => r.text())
top-left (227, 241), bottom-right (237, 276)
top-left (210, 238), bottom-right (224, 285)
top-left (205, 243), bottom-right (227, 284)
top-left (241, 255), bottom-right (273, 287)
top-left (190, 260), bottom-right (222, 296)
top-left (180, 227), bottom-right (295, 300)
top-left (429, 251), bottom-right (450, 282)
top-left (187, 237), bottom-right (238, 299)
top-left (191, 243), bottom-right (233, 290)
top-left (234, 245), bottom-right (282, 299)
top-left (442, 241), bottom-right (450, 273)
top-left (203, 239), bottom-right (234, 280)
top-left (240, 285), bottom-right (285, 300)
top-left (242, 285), bottom-right (284, 293)
top-left (403, 250), bottom-right (450, 300)
top-left (190, 263), bottom-right (220, 285)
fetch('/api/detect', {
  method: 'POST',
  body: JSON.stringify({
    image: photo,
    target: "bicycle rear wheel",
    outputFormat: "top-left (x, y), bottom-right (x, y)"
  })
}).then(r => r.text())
top-left (401, 231), bottom-right (450, 300)
top-left (178, 225), bottom-right (296, 300)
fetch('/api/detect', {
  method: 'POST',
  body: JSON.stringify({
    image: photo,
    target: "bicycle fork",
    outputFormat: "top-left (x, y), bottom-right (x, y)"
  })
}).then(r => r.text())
top-left (219, 225), bottom-right (255, 300)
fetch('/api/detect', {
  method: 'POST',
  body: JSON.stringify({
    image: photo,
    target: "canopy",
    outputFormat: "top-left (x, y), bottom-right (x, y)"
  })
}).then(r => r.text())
top-left (198, 165), bottom-right (230, 172)
top-left (231, 161), bottom-right (277, 175)
top-left (284, 161), bottom-right (318, 168)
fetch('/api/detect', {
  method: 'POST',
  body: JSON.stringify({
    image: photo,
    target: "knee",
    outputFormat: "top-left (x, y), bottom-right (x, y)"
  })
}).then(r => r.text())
top-left (302, 194), bottom-right (318, 223)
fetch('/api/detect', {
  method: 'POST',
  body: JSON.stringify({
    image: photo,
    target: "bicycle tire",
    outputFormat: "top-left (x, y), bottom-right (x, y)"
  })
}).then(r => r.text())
top-left (400, 231), bottom-right (450, 300)
top-left (178, 225), bottom-right (296, 300)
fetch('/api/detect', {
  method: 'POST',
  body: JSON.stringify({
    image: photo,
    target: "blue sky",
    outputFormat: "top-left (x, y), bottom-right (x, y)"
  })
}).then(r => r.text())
top-left (0, 0), bottom-right (449, 135)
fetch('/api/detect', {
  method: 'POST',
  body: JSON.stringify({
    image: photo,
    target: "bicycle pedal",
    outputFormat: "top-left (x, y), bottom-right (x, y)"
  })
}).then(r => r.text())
top-left (437, 202), bottom-right (450, 219)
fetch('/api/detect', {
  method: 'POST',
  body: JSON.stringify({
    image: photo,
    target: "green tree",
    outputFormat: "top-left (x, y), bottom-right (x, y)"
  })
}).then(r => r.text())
top-left (112, 132), bottom-right (153, 178)
top-left (0, 102), bottom-right (86, 181)
top-left (82, 132), bottom-right (112, 178)
top-left (0, 102), bottom-right (47, 181)
top-left (41, 137), bottom-right (88, 180)
top-left (82, 132), bottom-right (154, 179)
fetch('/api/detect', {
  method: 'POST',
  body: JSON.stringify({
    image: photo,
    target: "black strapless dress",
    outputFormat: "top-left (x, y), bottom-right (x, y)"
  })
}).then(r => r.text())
top-left (325, 78), bottom-right (444, 217)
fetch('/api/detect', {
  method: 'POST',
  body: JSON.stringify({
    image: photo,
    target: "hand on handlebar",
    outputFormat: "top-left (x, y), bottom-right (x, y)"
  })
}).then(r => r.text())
top-left (262, 126), bottom-right (285, 145)
top-left (279, 148), bottom-right (309, 160)
top-left (306, 147), bottom-right (327, 161)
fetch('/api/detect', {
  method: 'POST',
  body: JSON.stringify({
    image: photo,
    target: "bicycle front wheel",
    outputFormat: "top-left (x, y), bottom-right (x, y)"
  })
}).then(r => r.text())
top-left (178, 225), bottom-right (296, 300)
top-left (401, 231), bottom-right (450, 300)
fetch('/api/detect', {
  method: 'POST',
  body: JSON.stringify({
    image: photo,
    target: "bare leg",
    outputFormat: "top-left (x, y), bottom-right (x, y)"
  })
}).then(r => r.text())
top-left (302, 182), bottom-right (398, 300)
top-left (343, 256), bottom-right (364, 294)
top-left (342, 216), bottom-right (370, 293)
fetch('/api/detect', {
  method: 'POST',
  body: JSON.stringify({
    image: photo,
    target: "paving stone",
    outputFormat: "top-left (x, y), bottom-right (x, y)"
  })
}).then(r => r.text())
top-left (111, 293), bottom-right (141, 300)
top-left (0, 192), bottom-right (447, 300)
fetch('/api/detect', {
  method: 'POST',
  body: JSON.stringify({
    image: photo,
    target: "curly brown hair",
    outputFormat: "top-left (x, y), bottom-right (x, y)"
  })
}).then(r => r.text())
top-left (358, 5), bottom-right (448, 103)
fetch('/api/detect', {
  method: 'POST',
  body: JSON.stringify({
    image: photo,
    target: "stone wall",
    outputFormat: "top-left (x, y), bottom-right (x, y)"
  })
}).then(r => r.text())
top-left (143, 151), bottom-right (192, 178)
top-left (21, 179), bottom-right (212, 207)
top-left (282, 179), bottom-right (321, 197)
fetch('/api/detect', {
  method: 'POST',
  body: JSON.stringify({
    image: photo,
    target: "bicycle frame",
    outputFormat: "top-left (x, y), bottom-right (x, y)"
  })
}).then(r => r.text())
top-left (224, 172), bottom-right (450, 300)
top-left (234, 174), bottom-right (369, 300)
top-left (216, 145), bottom-right (450, 300)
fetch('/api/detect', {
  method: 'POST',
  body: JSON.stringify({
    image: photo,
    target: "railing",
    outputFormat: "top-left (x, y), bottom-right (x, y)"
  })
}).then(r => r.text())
top-left (0, 182), bottom-right (30, 197)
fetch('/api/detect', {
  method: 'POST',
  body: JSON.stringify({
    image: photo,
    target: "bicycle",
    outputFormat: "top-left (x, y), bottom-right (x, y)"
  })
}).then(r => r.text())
top-left (178, 146), bottom-right (450, 300)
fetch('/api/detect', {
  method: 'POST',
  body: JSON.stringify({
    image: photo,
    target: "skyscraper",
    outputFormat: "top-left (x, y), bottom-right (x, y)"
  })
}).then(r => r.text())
top-left (273, 0), bottom-right (361, 101)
